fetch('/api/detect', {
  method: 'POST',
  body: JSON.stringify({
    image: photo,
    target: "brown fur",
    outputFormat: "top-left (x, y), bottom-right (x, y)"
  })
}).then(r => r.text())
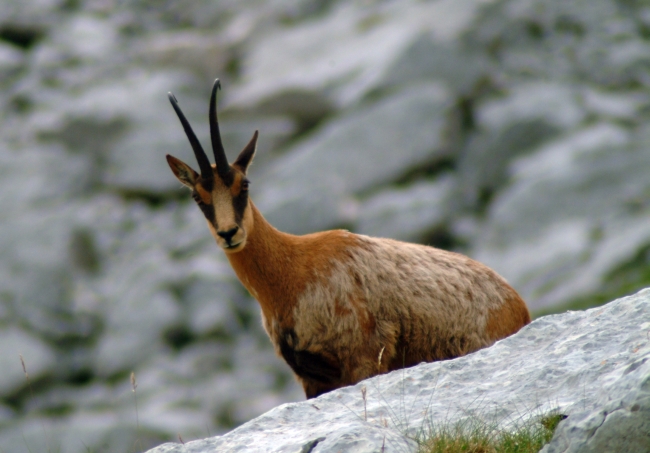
top-left (166, 87), bottom-right (531, 399)
top-left (223, 197), bottom-right (530, 398)
top-left (283, 235), bottom-right (529, 394)
top-left (485, 293), bottom-right (531, 339)
top-left (195, 185), bottom-right (212, 204)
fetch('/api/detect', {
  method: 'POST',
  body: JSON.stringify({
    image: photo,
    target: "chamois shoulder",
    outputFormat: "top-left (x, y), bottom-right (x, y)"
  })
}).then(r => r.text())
top-left (293, 229), bottom-right (371, 262)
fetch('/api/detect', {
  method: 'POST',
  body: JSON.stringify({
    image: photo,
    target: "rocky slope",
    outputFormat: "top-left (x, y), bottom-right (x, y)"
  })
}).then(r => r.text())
top-left (1, 0), bottom-right (650, 451)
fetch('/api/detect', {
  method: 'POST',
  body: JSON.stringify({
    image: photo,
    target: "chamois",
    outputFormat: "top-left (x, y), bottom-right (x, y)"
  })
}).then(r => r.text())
top-left (165, 79), bottom-right (531, 399)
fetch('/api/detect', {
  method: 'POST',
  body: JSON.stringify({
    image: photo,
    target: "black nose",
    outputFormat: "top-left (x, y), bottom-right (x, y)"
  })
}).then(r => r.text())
top-left (217, 226), bottom-right (239, 243)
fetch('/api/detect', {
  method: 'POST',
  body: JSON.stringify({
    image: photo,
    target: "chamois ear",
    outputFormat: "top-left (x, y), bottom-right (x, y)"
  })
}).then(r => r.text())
top-left (166, 154), bottom-right (199, 188)
top-left (233, 130), bottom-right (258, 175)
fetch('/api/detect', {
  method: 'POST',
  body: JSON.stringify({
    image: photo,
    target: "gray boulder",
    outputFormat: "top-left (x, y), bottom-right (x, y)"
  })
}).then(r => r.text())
top-left (472, 122), bottom-right (650, 311)
top-left (145, 288), bottom-right (650, 453)
top-left (256, 82), bottom-right (453, 235)
top-left (229, 0), bottom-right (484, 111)
top-left (356, 175), bottom-right (455, 243)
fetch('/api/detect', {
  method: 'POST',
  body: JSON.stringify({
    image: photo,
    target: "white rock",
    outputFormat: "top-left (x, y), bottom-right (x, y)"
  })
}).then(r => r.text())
top-left (0, 43), bottom-right (24, 79)
top-left (477, 82), bottom-right (586, 132)
top-left (356, 176), bottom-right (455, 242)
top-left (471, 123), bottom-right (650, 310)
top-left (230, 0), bottom-right (484, 109)
top-left (581, 88), bottom-right (647, 121)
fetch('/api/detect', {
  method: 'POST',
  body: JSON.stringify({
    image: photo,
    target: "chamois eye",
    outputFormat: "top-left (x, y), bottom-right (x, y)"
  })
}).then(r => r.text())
top-left (241, 179), bottom-right (250, 191)
top-left (192, 192), bottom-right (203, 205)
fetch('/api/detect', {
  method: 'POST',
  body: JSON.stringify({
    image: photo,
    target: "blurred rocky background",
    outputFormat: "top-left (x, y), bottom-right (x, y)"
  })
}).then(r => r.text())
top-left (1, 0), bottom-right (649, 451)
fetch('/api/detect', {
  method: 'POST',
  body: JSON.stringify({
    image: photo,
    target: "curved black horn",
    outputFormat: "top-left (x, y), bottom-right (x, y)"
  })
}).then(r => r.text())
top-left (168, 92), bottom-right (214, 186)
top-left (209, 79), bottom-right (231, 180)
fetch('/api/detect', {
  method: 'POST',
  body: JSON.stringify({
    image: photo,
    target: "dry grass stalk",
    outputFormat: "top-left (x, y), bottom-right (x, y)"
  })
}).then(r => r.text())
top-left (377, 346), bottom-right (385, 372)
top-left (131, 371), bottom-right (142, 452)
top-left (19, 354), bottom-right (51, 453)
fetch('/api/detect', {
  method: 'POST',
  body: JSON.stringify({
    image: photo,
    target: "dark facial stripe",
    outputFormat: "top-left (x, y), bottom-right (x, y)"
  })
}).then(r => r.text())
top-left (192, 190), bottom-right (216, 223)
top-left (232, 190), bottom-right (248, 225)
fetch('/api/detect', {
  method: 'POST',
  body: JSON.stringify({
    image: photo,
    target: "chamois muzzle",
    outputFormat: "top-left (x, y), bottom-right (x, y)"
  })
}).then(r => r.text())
top-left (217, 226), bottom-right (239, 246)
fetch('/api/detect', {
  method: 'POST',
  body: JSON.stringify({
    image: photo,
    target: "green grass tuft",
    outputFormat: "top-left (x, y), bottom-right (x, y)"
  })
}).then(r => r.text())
top-left (418, 412), bottom-right (565, 453)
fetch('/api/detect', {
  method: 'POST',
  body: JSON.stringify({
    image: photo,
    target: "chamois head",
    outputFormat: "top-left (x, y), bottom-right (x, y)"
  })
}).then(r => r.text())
top-left (166, 79), bottom-right (258, 253)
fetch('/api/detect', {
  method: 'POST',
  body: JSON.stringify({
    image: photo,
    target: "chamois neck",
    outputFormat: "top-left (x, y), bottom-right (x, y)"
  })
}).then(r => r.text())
top-left (241, 201), bottom-right (294, 254)
top-left (224, 201), bottom-right (299, 320)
